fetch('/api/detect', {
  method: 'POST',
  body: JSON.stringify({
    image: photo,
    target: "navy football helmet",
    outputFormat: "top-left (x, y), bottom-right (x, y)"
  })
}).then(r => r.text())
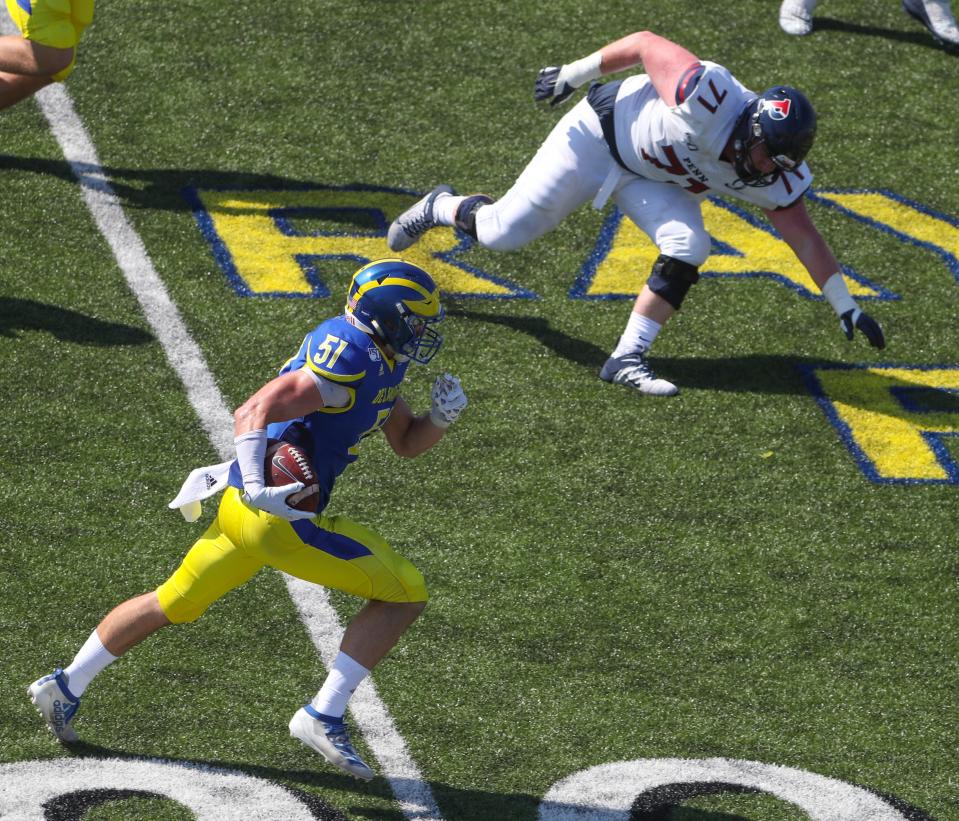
top-left (346, 259), bottom-right (444, 364)
top-left (731, 86), bottom-right (817, 187)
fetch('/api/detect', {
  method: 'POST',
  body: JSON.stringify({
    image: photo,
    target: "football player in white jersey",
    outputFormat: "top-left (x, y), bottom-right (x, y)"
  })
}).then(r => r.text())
top-left (388, 30), bottom-right (885, 397)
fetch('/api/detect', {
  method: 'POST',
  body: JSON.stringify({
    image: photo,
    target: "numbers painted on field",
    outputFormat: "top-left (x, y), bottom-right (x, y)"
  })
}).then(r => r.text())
top-left (1, 756), bottom-right (933, 820)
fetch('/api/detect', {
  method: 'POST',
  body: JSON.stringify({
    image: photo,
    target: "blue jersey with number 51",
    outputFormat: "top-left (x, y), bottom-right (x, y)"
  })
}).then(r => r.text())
top-left (229, 315), bottom-right (410, 513)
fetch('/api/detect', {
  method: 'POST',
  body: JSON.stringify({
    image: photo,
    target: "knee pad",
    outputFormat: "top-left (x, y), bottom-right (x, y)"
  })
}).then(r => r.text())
top-left (454, 194), bottom-right (493, 239)
top-left (646, 254), bottom-right (700, 310)
top-left (685, 232), bottom-right (712, 268)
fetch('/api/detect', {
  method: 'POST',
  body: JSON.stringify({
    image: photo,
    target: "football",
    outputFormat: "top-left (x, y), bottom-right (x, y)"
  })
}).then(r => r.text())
top-left (264, 439), bottom-right (320, 514)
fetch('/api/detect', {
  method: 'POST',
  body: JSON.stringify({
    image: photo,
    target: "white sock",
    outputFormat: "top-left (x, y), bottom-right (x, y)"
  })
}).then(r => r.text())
top-left (63, 629), bottom-right (119, 697)
top-left (611, 312), bottom-right (662, 358)
top-left (310, 651), bottom-right (370, 720)
top-left (432, 193), bottom-right (464, 226)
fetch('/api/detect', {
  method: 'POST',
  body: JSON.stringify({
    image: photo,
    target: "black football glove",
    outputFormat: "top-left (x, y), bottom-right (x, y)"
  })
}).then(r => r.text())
top-left (840, 308), bottom-right (885, 349)
top-left (534, 66), bottom-right (575, 107)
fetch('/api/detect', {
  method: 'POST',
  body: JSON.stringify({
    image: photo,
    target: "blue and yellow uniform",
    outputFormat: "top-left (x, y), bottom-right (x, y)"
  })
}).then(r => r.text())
top-left (157, 316), bottom-right (427, 625)
top-left (5, 0), bottom-right (94, 81)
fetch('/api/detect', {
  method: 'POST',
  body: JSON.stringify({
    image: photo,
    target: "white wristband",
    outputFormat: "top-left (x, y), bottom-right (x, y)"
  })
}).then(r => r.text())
top-left (560, 51), bottom-right (603, 89)
top-left (820, 272), bottom-right (858, 317)
top-left (234, 429), bottom-right (267, 493)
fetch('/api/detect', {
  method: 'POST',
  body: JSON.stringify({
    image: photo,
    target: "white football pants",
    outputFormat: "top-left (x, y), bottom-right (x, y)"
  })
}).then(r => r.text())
top-left (474, 98), bottom-right (712, 267)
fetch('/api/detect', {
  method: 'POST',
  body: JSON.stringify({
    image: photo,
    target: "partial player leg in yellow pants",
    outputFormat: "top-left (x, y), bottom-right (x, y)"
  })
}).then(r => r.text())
top-left (0, 0), bottom-right (94, 110)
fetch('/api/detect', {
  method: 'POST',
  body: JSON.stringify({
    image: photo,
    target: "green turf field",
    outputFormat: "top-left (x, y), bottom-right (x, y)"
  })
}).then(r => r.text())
top-left (1, 1), bottom-right (957, 819)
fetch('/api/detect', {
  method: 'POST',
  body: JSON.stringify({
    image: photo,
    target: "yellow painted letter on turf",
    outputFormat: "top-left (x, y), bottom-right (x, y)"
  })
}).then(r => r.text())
top-left (191, 188), bottom-right (525, 297)
top-left (584, 201), bottom-right (882, 299)
top-left (813, 191), bottom-right (959, 279)
top-left (811, 366), bottom-right (959, 483)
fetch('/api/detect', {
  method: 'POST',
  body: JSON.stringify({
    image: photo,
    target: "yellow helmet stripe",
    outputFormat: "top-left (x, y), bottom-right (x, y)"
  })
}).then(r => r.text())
top-left (351, 279), bottom-right (441, 318)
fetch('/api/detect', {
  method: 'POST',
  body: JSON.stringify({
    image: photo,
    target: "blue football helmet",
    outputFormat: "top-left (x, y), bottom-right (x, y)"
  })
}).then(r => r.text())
top-left (732, 86), bottom-right (817, 187)
top-left (346, 259), bottom-right (444, 364)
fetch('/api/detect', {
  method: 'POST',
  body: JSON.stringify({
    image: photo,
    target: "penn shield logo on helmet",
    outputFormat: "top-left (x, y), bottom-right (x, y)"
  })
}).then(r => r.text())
top-left (760, 98), bottom-right (792, 120)
top-left (732, 86), bottom-right (817, 187)
top-left (345, 258), bottom-right (445, 364)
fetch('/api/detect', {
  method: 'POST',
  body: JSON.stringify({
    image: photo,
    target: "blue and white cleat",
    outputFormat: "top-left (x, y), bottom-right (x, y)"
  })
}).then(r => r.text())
top-left (600, 352), bottom-right (679, 396)
top-left (28, 668), bottom-right (80, 743)
top-left (289, 705), bottom-right (374, 781)
top-left (387, 184), bottom-right (454, 251)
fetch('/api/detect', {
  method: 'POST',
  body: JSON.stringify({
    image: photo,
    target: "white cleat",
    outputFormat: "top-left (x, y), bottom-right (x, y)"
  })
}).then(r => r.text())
top-left (28, 669), bottom-right (80, 743)
top-left (289, 706), bottom-right (374, 781)
top-left (599, 352), bottom-right (679, 397)
top-left (387, 184), bottom-right (454, 251)
top-left (779, 0), bottom-right (817, 35)
top-left (902, 0), bottom-right (959, 45)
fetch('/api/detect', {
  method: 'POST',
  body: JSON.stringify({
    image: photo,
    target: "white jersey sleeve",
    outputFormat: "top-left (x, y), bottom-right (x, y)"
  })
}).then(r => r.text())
top-left (670, 61), bottom-right (752, 154)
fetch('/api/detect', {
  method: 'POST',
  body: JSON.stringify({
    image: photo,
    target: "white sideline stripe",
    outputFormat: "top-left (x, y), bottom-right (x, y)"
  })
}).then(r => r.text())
top-left (23, 67), bottom-right (443, 821)
top-left (36, 87), bottom-right (236, 459)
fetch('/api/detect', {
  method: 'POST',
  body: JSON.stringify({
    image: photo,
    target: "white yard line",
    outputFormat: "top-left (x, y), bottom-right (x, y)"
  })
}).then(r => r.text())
top-left (15, 40), bottom-right (443, 820)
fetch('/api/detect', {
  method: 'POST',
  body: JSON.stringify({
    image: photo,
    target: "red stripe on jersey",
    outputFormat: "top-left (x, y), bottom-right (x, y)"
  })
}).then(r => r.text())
top-left (675, 62), bottom-right (705, 104)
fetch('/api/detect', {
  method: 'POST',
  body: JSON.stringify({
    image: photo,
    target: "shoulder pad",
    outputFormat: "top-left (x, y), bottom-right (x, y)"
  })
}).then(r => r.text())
top-left (303, 322), bottom-right (369, 383)
top-left (772, 163), bottom-right (813, 206)
top-left (681, 62), bottom-right (744, 117)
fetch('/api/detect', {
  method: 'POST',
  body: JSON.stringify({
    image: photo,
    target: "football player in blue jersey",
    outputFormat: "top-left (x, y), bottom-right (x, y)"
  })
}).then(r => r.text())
top-left (28, 259), bottom-right (468, 781)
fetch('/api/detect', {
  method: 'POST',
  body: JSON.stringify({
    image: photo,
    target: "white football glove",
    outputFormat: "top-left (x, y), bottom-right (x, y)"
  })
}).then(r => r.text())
top-left (234, 429), bottom-right (315, 521)
top-left (243, 483), bottom-right (314, 520)
top-left (429, 373), bottom-right (468, 429)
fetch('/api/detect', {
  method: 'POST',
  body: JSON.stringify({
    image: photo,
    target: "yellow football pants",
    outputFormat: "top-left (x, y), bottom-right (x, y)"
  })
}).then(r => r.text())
top-left (157, 487), bottom-right (427, 624)
top-left (5, 0), bottom-right (95, 80)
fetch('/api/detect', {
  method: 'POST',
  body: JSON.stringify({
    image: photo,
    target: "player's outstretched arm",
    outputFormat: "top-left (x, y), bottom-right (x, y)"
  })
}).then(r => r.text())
top-left (765, 200), bottom-right (885, 349)
top-left (534, 31), bottom-right (699, 107)
top-left (384, 376), bottom-right (468, 458)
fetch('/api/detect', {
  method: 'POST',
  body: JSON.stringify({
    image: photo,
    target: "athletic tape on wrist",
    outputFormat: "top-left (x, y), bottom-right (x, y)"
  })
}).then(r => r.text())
top-left (561, 51), bottom-right (603, 89)
top-left (820, 272), bottom-right (858, 317)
